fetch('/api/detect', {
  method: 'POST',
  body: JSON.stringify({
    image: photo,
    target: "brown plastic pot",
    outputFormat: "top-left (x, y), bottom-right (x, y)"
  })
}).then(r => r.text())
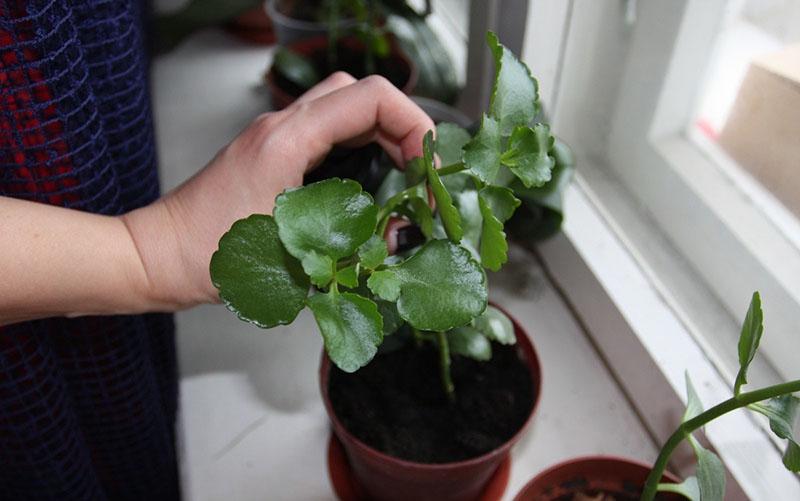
top-left (319, 305), bottom-right (542, 501)
top-left (266, 35), bottom-right (418, 110)
top-left (513, 456), bottom-right (683, 501)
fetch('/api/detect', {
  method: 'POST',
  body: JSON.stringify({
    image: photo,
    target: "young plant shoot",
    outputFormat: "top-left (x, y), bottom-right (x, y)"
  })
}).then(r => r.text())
top-left (210, 32), bottom-right (567, 397)
top-left (642, 292), bottom-right (800, 501)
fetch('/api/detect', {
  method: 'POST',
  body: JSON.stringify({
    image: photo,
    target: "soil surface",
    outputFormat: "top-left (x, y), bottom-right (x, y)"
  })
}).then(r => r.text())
top-left (328, 341), bottom-right (535, 463)
top-left (274, 39), bottom-right (411, 97)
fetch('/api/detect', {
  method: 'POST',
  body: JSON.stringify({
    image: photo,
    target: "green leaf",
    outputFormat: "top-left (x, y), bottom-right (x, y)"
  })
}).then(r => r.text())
top-left (501, 124), bottom-right (555, 188)
top-left (478, 194), bottom-right (508, 272)
top-left (463, 114), bottom-right (502, 184)
top-left (353, 279), bottom-right (404, 336)
top-left (689, 436), bottom-right (726, 501)
top-left (472, 306), bottom-right (515, 345)
top-left (367, 270), bottom-right (401, 302)
top-left (734, 291), bottom-right (764, 395)
top-left (435, 122), bottom-right (471, 166)
top-left (658, 477), bottom-right (700, 501)
top-left (273, 48), bottom-right (320, 90)
top-left (405, 156), bottom-right (427, 187)
top-left (379, 239), bottom-right (487, 331)
top-left (302, 251), bottom-right (334, 288)
top-left (274, 178), bottom-right (378, 261)
top-left (406, 196), bottom-right (434, 238)
top-left (486, 31), bottom-right (539, 135)
top-left (448, 327), bottom-right (492, 361)
top-left (683, 372), bottom-right (704, 424)
top-left (454, 190), bottom-right (482, 259)
top-left (358, 235), bottom-right (388, 270)
top-left (375, 169), bottom-right (407, 206)
top-left (749, 395), bottom-right (800, 471)
top-left (479, 186), bottom-right (521, 223)
top-left (307, 291), bottom-right (383, 373)
top-left (337, 264), bottom-right (359, 289)
top-left (424, 131), bottom-right (462, 242)
top-left (210, 215), bottom-right (309, 328)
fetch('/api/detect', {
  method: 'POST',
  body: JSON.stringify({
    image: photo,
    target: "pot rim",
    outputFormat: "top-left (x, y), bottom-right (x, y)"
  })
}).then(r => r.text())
top-left (265, 0), bottom-right (356, 31)
top-left (514, 455), bottom-right (682, 501)
top-left (319, 302), bottom-right (543, 471)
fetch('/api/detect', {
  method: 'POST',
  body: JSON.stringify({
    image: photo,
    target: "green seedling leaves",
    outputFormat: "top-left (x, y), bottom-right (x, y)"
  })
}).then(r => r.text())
top-left (274, 178), bottom-right (378, 261)
top-left (435, 122), bottom-right (471, 166)
top-left (472, 306), bottom-right (515, 345)
top-left (423, 131), bottom-right (463, 242)
top-left (449, 327), bottom-right (492, 361)
top-left (689, 436), bottom-right (726, 501)
top-left (463, 114), bottom-right (503, 184)
top-left (307, 291), bottom-right (383, 373)
top-left (658, 477), bottom-right (700, 501)
top-left (210, 215), bottom-right (309, 328)
top-left (734, 291), bottom-right (764, 396)
top-left (302, 251), bottom-right (334, 288)
top-left (372, 239), bottom-right (487, 331)
top-left (479, 186), bottom-right (521, 223)
top-left (337, 264), bottom-right (359, 289)
top-left (487, 31), bottom-right (539, 135)
top-left (367, 270), bottom-right (401, 302)
top-left (273, 48), bottom-right (320, 90)
top-left (358, 235), bottom-right (388, 270)
top-left (683, 372), bottom-right (704, 424)
top-left (478, 195), bottom-right (508, 272)
top-left (501, 124), bottom-right (555, 188)
top-left (749, 395), bottom-right (800, 471)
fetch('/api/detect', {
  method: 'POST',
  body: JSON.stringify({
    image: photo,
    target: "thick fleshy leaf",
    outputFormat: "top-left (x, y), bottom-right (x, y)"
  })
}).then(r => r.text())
top-left (480, 186), bottom-right (521, 223)
top-left (449, 327), bottom-right (492, 361)
top-left (405, 156), bottom-right (427, 186)
top-left (501, 124), bottom-right (554, 188)
top-left (367, 270), bottom-right (401, 302)
top-left (689, 436), bottom-right (726, 501)
top-left (683, 372), bottom-right (704, 423)
top-left (734, 291), bottom-right (764, 395)
top-left (353, 280), bottom-right (403, 336)
top-left (454, 190), bottom-right (482, 259)
top-left (379, 239), bottom-right (487, 331)
top-left (424, 131), bottom-right (462, 242)
top-left (486, 31), bottom-right (539, 135)
top-left (472, 306), bottom-right (515, 345)
top-left (274, 178), bottom-right (378, 261)
top-left (478, 194), bottom-right (508, 272)
top-left (463, 114), bottom-right (502, 184)
top-left (358, 235), bottom-right (388, 270)
top-left (406, 197), bottom-right (434, 238)
top-left (658, 477), bottom-right (700, 501)
top-left (302, 251), bottom-right (333, 288)
top-left (749, 395), bottom-right (800, 471)
top-left (375, 169), bottom-right (406, 206)
top-left (336, 264), bottom-right (359, 289)
top-left (210, 215), bottom-right (309, 328)
top-left (435, 122), bottom-right (471, 166)
top-left (307, 291), bottom-right (383, 373)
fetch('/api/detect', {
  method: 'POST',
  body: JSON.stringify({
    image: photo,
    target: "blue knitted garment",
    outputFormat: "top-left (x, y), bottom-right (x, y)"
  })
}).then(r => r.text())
top-left (0, 1), bottom-right (179, 499)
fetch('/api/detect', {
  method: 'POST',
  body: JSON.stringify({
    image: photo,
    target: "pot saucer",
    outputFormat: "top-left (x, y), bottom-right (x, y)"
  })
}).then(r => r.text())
top-left (327, 432), bottom-right (511, 501)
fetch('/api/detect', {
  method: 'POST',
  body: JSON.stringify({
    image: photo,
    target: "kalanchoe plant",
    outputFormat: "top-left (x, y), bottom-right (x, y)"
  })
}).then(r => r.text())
top-left (642, 292), bottom-right (800, 501)
top-left (211, 32), bottom-right (566, 396)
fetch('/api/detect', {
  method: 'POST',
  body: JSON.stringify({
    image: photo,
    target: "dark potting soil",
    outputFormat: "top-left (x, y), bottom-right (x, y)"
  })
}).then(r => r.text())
top-left (328, 341), bottom-right (535, 463)
top-left (553, 492), bottom-right (672, 501)
top-left (274, 41), bottom-right (411, 98)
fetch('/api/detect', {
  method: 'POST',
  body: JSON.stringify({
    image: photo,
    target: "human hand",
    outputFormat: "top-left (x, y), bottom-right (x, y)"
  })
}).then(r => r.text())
top-left (123, 73), bottom-right (434, 310)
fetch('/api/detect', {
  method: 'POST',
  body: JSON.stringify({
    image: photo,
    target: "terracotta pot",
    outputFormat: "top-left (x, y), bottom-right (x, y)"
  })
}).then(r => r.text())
top-left (514, 456), bottom-right (684, 501)
top-left (225, 6), bottom-right (276, 45)
top-left (319, 305), bottom-right (542, 501)
top-left (265, 35), bottom-right (418, 110)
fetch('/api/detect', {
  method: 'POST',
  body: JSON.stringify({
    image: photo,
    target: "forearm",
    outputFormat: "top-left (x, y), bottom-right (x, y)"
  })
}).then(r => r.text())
top-left (0, 197), bottom-right (176, 325)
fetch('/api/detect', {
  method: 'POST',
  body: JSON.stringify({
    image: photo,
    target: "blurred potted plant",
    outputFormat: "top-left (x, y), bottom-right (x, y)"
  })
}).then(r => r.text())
top-left (514, 292), bottom-right (800, 501)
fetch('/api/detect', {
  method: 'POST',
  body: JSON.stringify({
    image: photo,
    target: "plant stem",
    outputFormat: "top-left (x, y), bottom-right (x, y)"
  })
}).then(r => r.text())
top-left (437, 162), bottom-right (466, 176)
top-left (641, 379), bottom-right (800, 500)
top-left (436, 331), bottom-right (455, 401)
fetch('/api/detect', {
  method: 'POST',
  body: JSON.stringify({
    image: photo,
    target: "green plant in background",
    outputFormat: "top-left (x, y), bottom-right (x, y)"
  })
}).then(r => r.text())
top-left (211, 32), bottom-right (569, 397)
top-left (641, 292), bottom-right (800, 501)
top-left (323, 0), bottom-right (389, 74)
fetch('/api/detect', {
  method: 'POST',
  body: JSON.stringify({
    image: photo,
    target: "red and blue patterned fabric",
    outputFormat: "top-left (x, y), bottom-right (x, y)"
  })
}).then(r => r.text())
top-left (0, 1), bottom-right (179, 499)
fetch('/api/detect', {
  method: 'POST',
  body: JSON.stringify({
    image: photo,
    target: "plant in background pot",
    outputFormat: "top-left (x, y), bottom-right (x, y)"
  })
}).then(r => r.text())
top-left (515, 292), bottom-right (800, 501)
top-left (211, 33), bottom-right (564, 500)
